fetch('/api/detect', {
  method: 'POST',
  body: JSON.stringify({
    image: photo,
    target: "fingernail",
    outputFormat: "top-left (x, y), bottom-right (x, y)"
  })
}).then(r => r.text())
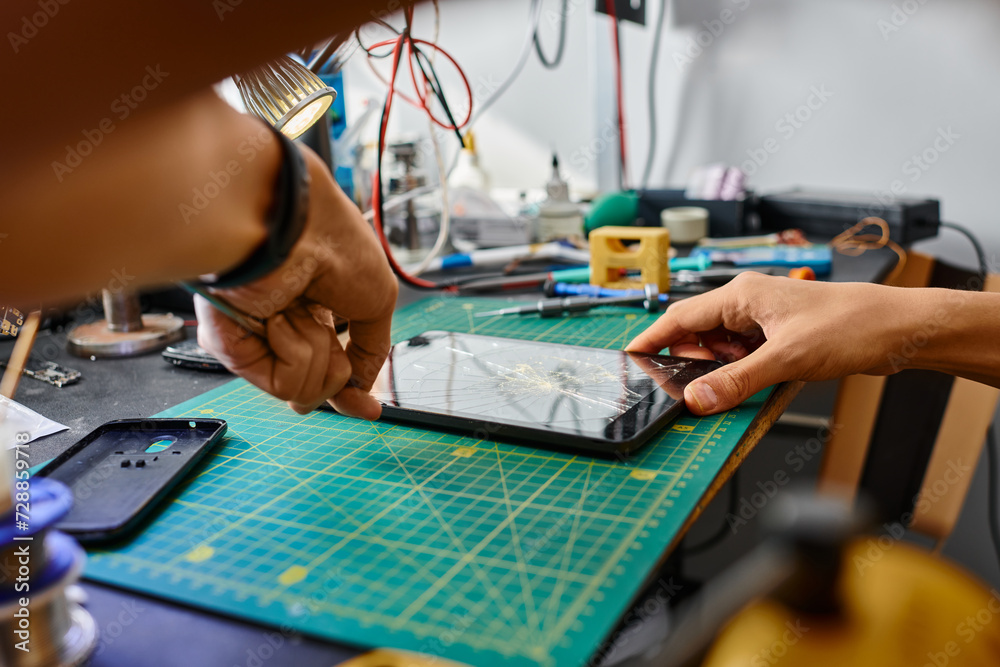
top-left (687, 382), bottom-right (718, 413)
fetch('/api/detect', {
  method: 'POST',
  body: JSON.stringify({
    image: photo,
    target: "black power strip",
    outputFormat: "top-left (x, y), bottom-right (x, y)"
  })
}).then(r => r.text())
top-left (757, 188), bottom-right (941, 245)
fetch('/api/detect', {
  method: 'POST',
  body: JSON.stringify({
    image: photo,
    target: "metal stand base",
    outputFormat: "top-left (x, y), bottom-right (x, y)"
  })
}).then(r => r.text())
top-left (67, 314), bottom-right (185, 359)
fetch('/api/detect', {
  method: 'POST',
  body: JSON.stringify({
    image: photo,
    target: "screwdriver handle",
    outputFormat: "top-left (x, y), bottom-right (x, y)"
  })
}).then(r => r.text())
top-left (545, 282), bottom-right (627, 299)
top-left (547, 281), bottom-right (670, 302)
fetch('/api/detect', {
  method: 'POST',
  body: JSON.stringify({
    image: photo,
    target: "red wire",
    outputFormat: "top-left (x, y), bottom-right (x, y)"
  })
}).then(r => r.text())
top-left (364, 11), bottom-right (472, 291)
top-left (367, 37), bottom-right (473, 131)
top-left (370, 34), bottom-right (454, 291)
top-left (604, 0), bottom-right (628, 188)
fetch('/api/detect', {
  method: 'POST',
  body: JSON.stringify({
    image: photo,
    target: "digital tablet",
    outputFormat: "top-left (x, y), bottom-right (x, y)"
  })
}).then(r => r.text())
top-left (369, 331), bottom-right (722, 457)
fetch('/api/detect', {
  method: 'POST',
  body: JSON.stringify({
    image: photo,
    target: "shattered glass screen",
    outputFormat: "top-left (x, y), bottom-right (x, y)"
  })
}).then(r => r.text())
top-left (370, 331), bottom-right (721, 444)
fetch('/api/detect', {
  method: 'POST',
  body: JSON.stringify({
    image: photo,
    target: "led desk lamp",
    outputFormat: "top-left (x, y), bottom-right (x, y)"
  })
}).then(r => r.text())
top-left (234, 54), bottom-right (337, 139)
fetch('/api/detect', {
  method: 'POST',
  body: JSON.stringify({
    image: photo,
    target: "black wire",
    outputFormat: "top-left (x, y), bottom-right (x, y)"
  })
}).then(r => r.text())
top-left (399, 0), bottom-right (464, 146)
top-left (986, 425), bottom-right (1000, 572)
top-left (355, 22), bottom-right (400, 59)
top-left (357, 20), bottom-right (464, 146)
top-left (410, 44), bottom-right (466, 146)
top-left (360, 6), bottom-right (464, 145)
top-left (683, 469), bottom-right (740, 554)
top-left (640, 0), bottom-right (668, 190)
top-left (533, 0), bottom-right (569, 69)
top-left (941, 221), bottom-right (989, 288)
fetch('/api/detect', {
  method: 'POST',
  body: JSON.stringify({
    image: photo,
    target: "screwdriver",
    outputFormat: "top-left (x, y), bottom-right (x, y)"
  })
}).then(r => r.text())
top-left (544, 280), bottom-right (671, 302)
top-left (476, 284), bottom-right (664, 318)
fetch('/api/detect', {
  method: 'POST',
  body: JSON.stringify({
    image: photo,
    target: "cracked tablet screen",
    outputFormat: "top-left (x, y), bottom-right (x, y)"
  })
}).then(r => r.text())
top-left (370, 331), bottom-right (717, 442)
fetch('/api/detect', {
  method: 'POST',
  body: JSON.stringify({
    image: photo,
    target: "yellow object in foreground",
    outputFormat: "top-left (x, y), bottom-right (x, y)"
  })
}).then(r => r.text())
top-left (336, 649), bottom-right (471, 667)
top-left (705, 539), bottom-right (1000, 667)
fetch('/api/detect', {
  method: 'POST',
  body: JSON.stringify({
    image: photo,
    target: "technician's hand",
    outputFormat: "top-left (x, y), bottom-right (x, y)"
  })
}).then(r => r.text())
top-left (625, 273), bottom-right (911, 415)
top-left (196, 147), bottom-right (397, 419)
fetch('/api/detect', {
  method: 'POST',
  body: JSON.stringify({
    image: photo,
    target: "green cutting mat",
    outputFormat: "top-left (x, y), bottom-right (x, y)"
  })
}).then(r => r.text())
top-left (84, 296), bottom-right (769, 667)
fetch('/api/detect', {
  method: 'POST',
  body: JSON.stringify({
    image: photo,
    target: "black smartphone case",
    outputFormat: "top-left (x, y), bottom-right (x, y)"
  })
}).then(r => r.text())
top-left (36, 418), bottom-right (227, 544)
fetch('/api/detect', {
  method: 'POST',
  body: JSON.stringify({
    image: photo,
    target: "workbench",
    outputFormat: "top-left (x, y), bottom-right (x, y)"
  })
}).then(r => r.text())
top-left (8, 246), bottom-right (898, 666)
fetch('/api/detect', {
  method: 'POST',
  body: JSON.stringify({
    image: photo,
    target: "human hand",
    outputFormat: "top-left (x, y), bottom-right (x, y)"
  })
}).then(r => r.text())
top-left (196, 146), bottom-right (397, 419)
top-left (625, 273), bottom-right (912, 415)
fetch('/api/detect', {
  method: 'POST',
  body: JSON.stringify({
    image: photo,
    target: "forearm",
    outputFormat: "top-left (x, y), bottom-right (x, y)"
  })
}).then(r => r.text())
top-left (3, 91), bottom-right (278, 307)
top-left (1, 0), bottom-right (415, 167)
top-left (895, 288), bottom-right (1000, 387)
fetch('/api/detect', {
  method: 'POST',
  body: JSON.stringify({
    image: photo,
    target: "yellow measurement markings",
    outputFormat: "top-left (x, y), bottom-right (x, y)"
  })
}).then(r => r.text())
top-left (278, 565), bottom-right (309, 586)
top-left (185, 545), bottom-right (214, 563)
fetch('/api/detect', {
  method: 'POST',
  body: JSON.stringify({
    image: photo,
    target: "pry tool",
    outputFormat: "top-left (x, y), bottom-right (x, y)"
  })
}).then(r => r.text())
top-left (180, 283), bottom-right (267, 338)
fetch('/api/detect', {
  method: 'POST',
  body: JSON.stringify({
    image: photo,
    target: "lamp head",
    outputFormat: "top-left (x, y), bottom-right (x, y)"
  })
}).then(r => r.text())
top-left (236, 55), bottom-right (336, 139)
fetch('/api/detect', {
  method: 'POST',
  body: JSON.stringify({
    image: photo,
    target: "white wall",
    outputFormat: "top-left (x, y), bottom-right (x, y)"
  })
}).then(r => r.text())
top-left (342, 0), bottom-right (601, 193)
top-left (343, 0), bottom-right (1000, 265)
top-left (658, 0), bottom-right (1000, 266)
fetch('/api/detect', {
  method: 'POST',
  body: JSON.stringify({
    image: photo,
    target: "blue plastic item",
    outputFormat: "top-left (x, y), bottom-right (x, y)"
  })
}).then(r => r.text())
top-left (550, 282), bottom-right (670, 302)
top-left (0, 477), bottom-right (73, 544)
top-left (689, 245), bottom-right (833, 276)
top-left (669, 255), bottom-right (712, 271)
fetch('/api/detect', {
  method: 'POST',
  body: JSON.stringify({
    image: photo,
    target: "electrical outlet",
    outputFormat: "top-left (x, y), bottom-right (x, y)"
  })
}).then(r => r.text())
top-left (595, 0), bottom-right (646, 26)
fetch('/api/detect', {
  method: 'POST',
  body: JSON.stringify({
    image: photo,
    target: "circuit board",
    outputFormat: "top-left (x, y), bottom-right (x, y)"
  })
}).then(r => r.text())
top-left (0, 305), bottom-right (25, 337)
top-left (83, 295), bottom-right (770, 667)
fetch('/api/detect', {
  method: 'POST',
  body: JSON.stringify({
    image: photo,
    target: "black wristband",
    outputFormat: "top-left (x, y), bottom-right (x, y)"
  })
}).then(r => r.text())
top-left (200, 128), bottom-right (310, 289)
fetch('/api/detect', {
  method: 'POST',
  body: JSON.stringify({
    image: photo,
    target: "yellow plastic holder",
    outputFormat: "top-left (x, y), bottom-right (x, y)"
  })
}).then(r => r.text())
top-left (588, 226), bottom-right (671, 292)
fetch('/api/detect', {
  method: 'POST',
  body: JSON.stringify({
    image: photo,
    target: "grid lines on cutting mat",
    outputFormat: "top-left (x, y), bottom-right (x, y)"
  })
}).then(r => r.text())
top-left (83, 297), bottom-right (765, 667)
